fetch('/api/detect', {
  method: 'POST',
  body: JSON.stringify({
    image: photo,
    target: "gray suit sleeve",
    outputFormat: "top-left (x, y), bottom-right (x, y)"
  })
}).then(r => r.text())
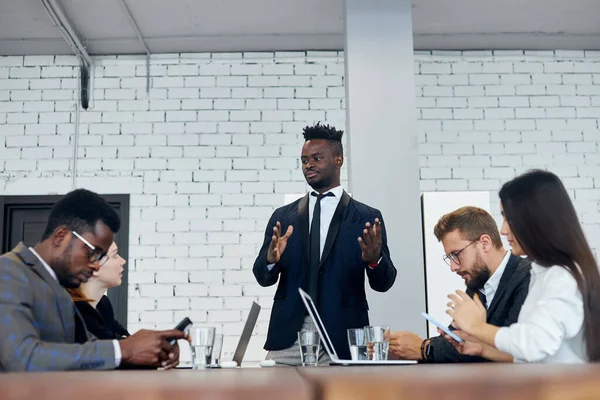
top-left (0, 262), bottom-right (117, 372)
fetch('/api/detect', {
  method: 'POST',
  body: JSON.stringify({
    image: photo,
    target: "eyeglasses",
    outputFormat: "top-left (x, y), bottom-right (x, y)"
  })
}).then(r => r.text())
top-left (72, 231), bottom-right (109, 267)
top-left (442, 240), bottom-right (478, 266)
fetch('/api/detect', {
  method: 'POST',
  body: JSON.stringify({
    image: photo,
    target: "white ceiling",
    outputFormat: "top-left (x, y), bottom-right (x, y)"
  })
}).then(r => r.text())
top-left (0, 0), bottom-right (599, 55)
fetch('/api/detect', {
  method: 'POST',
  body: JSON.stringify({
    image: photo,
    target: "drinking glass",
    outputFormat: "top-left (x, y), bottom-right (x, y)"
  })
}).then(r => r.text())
top-left (298, 330), bottom-right (320, 366)
top-left (190, 327), bottom-right (215, 369)
top-left (347, 328), bottom-right (368, 360)
top-left (364, 325), bottom-right (390, 361)
top-left (211, 333), bottom-right (223, 367)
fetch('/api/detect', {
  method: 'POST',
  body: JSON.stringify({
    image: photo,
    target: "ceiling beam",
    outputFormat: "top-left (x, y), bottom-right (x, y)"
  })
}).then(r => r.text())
top-left (118, 0), bottom-right (151, 93)
top-left (118, 0), bottom-right (151, 55)
top-left (40, 0), bottom-right (92, 67)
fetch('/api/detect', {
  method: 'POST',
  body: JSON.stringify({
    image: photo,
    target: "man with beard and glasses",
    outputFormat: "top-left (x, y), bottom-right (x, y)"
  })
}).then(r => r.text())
top-left (0, 189), bottom-right (187, 372)
top-left (387, 206), bottom-right (531, 363)
top-left (253, 122), bottom-right (397, 365)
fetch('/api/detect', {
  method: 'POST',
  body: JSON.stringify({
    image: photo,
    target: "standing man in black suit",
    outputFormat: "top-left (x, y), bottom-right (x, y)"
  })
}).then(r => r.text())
top-left (253, 123), bottom-right (397, 364)
top-left (387, 206), bottom-right (531, 363)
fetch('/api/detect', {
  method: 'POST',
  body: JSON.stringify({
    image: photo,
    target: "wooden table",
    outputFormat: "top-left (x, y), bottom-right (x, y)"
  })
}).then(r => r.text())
top-left (298, 363), bottom-right (600, 400)
top-left (3, 364), bottom-right (600, 400)
top-left (0, 368), bottom-right (312, 400)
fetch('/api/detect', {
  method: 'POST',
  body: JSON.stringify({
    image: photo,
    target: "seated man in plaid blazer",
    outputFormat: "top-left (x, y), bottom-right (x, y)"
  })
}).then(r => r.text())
top-left (0, 189), bottom-right (187, 372)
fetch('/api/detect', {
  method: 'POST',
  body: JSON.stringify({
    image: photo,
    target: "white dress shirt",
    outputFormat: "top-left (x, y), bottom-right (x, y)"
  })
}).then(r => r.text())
top-left (481, 250), bottom-right (511, 309)
top-left (28, 247), bottom-right (122, 367)
top-left (267, 186), bottom-right (344, 271)
top-left (495, 262), bottom-right (586, 364)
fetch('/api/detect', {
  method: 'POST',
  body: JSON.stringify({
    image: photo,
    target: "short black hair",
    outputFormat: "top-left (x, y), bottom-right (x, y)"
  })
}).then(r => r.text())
top-left (302, 122), bottom-right (344, 156)
top-left (41, 188), bottom-right (121, 241)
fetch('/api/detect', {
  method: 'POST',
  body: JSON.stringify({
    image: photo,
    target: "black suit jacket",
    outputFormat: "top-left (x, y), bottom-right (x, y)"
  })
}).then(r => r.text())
top-left (74, 296), bottom-right (129, 344)
top-left (427, 254), bottom-right (531, 363)
top-left (74, 295), bottom-right (156, 370)
top-left (253, 191), bottom-right (397, 360)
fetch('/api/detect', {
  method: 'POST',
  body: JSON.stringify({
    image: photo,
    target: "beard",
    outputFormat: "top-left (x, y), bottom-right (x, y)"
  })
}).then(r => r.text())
top-left (54, 244), bottom-right (79, 289)
top-left (465, 253), bottom-right (491, 292)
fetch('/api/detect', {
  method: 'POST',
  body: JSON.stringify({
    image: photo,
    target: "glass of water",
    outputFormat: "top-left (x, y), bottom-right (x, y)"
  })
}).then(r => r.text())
top-left (298, 330), bottom-right (320, 367)
top-left (211, 333), bottom-right (223, 367)
top-left (347, 328), bottom-right (368, 360)
top-left (365, 325), bottom-right (390, 361)
top-left (191, 327), bottom-right (215, 369)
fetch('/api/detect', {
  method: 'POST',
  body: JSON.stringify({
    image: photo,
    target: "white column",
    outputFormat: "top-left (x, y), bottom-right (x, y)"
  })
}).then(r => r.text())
top-left (345, 0), bottom-right (426, 335)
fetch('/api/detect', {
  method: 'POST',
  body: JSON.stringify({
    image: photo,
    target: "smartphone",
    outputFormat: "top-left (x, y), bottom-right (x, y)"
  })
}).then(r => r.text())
top-left (421, 312), bottom-right (463, 343)
top-left (169, 317), bottom-right (193, 345)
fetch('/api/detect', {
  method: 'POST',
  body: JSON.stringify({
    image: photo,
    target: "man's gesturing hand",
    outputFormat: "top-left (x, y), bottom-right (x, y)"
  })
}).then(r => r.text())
top-left (358, 218), bottom-right (382, 265)
top-left (266, 221), bottom-right (294, 264)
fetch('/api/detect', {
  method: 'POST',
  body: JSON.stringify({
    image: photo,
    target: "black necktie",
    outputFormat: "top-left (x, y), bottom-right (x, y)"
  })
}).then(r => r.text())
top-left (308, 192), bottom-right (334, 305)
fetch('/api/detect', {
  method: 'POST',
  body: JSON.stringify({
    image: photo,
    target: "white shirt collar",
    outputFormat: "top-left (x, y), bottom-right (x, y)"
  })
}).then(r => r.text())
top-left (310, 185), bottom-right (344, 199)
top-left (531, 261), bottom-right (548, 275)
top-left (28, 247), bottom-right (58, 282)
top-left (483, 250), bottom-right (511, 304)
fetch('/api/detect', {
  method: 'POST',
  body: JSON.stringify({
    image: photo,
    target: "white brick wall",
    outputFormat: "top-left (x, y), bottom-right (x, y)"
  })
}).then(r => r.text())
top-left (414, 50), bottom-right (600, 256)
top-left (1, 50), bottom-right (599, 363)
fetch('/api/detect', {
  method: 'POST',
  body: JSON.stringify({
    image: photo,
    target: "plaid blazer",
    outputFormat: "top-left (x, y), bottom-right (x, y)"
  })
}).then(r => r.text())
top-left (0, 243), bottom-right (116, 372)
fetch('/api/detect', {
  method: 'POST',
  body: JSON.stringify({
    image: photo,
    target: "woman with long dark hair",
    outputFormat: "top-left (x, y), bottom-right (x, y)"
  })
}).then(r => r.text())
top-left (445, 170), bottom-right (600, 363)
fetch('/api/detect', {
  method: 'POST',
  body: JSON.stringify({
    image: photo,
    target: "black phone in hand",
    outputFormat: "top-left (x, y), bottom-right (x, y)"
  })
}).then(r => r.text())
top-left (169, 317), bottom-right (193, 345)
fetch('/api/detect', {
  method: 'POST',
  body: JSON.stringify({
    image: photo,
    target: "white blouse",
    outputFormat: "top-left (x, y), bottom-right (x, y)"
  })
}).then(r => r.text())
top-left (495, 262), bottom-right (586, 363)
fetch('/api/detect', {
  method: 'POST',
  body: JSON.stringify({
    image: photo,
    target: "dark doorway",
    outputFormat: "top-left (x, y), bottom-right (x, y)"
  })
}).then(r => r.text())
top-left (0, 194), bottom-right (130, 327)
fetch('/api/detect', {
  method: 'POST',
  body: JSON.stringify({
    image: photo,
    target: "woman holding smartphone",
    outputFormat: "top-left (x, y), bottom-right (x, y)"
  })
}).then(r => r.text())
top-left (444, 170), bottom-right (600, 363)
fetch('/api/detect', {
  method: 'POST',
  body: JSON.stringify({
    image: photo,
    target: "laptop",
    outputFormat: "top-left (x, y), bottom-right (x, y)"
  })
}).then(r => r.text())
top-left (178, 301), bottom-right (261, 369)
top-left (299, 288), bottom-right (417, 366)
top-left (231, 301), bottom-right (261, 366)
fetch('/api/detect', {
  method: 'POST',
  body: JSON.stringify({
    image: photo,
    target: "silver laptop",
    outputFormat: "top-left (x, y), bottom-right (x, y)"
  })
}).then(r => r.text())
top-left (299, 288), bottom-right (417, 366)
top-left (182, 301), bottom-right (258, 369)
top-left (231, 301), bottom-right (261, 366)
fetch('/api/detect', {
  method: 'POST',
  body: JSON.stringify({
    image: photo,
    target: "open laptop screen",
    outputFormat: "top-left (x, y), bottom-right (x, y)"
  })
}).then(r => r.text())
top-left (232, 301), bottom-right (261, 366)
top-left (298, 288), bottom-right (339, 360)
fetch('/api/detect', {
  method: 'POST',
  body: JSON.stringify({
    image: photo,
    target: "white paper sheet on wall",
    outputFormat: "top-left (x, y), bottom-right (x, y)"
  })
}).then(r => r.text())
top-left (421, 191), bottom-right (492, 337)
